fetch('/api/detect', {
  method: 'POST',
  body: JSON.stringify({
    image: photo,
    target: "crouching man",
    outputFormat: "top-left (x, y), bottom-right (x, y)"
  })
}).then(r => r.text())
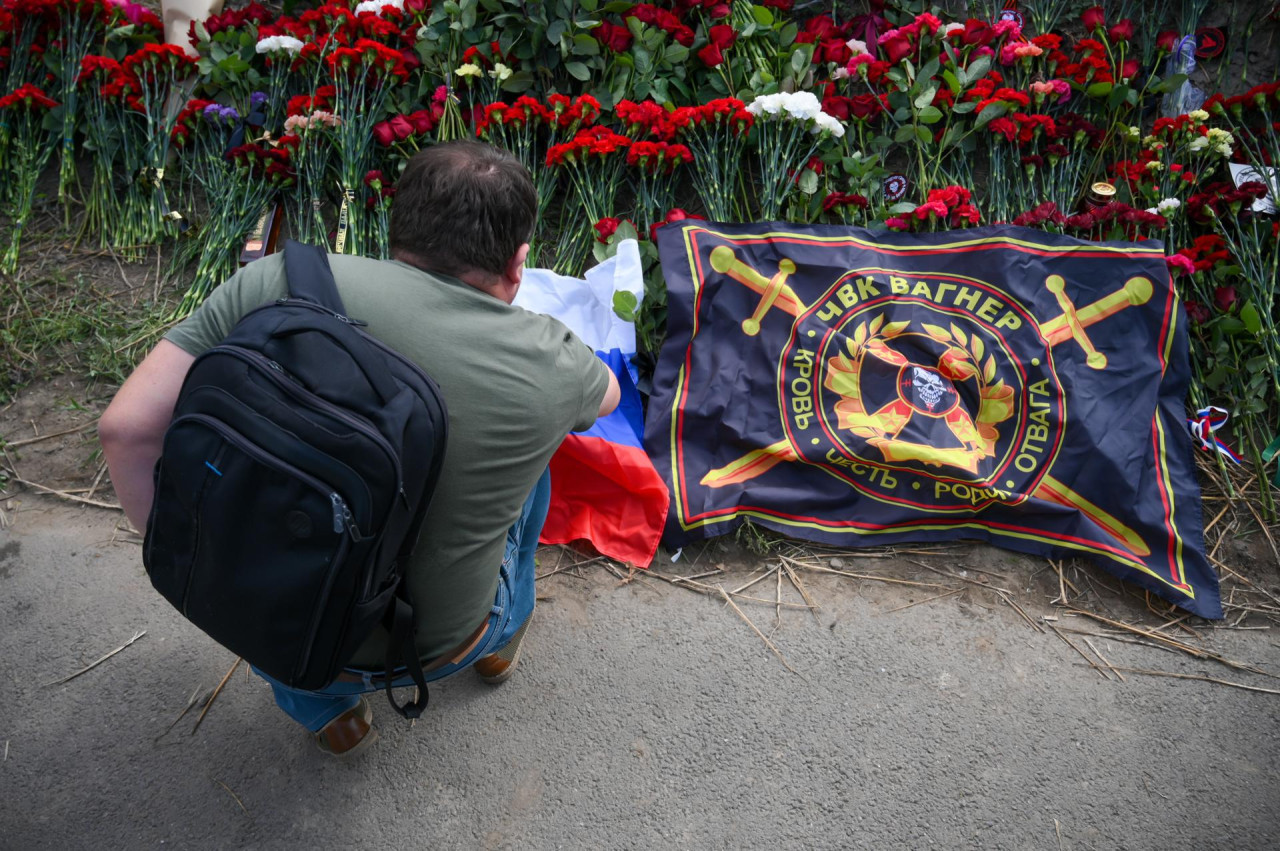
top-left (100, 141), bottom-right (620, 756)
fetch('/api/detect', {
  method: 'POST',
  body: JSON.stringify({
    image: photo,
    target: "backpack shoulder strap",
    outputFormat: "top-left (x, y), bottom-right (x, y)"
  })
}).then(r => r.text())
top-left (283, 239), bottom-right (347, 315)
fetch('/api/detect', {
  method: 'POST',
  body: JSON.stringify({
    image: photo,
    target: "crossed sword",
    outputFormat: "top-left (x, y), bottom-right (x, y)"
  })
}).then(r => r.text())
top-left (701, 245), bottom-right (1155, 558)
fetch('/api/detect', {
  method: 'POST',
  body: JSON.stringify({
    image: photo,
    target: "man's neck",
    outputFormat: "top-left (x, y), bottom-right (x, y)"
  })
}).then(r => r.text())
top-left (391, 250), bottom-right (511, 303)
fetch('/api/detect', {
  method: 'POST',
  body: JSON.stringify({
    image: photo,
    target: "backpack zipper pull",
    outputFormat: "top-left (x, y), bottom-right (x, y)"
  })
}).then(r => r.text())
top-left (330, 493), bottom-right (345, 534)
top-left (340, 499), bottom-right (366, 542)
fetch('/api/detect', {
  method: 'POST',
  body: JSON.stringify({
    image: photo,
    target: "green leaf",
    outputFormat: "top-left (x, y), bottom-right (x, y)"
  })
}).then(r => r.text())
top-left (951, 100), bottom-right (976, 114)
top-left (751, 4), bottom-right (774, 26)
top-left (913, 85), bottom-right (937, 109)
top-left (790, 48), bottom-right (808, 76)
top-left (1240, 301), bottom-right (1263, 334)
top-left (564, 60), bottom-right (591, 81)
top-left (634, 45), bottom-right (654, 76)
top-left (938, 124), bottom-right (963, 150)
top-left (917, 105), bottom-right (943, 124)
top-left (613, 290), bottom-right (638, 322)
top-left (1086, 81), bottom-right (1113, 98)
top-left (797, 169), bottom-right (819, 195)
top-left (893, 124), bottom-right (918, 143)
top-left (1151, 73), bottom-right (1188, 94)
top-left (779, 22), bottom-right (797, 46)
top-left (888, 202), bottom-right (916, 215)
top-left (579, 0), bottom-right (598, 10)
top-left (1107, 83), bottom-right (1131, 110)
top-left (573, 33), bottom-right (600, 55)
top-left (942, 69), bottom-right (961, 96)
top-left (973, 102), bottom-right (1006, 128)
top-left (915, 125), bottom-right (933, 145)
top-left (964, 54), bottom-right (991, 83)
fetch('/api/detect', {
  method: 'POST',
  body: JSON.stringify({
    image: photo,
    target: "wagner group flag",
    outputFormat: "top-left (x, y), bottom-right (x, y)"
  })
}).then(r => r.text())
top-left (648, 223), bottom-right (1221, 618)
top-left (516, 241), bottom-right (669, 567)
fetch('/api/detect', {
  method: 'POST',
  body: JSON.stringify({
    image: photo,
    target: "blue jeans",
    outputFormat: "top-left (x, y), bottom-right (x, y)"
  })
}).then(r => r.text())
top-left (256, 468), bottom-right (551, 732)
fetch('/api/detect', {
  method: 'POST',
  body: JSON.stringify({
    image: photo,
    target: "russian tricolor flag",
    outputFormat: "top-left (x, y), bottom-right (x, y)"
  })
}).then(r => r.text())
top-left (515, 241), bottom-right (669, 567)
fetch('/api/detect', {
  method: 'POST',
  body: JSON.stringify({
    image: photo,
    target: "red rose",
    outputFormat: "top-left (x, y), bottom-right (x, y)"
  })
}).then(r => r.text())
top-left (1156, 30), bottom-right (1178, 52)
top-left (848, 94), bottom-right (883, 120)
top-left (407, 109), bottom-right (436, 134)
top-left (388, 114), bottom-right (413, 140)
top-left (649, 207), bottom-right (705, 242)
top-left (708, 24), bottom-right (737, 49)
top-left (1081, 5), bottom-right (1105, 31)
top-left (1107, 19), bottom-right (1134, 43)
top-left (672, 26), bottom-right (695, 47)
top-left (1120, 59), bottom-right (1138, 79)
top-left (1213, 285), bottom-right (1238, 312)
top-left (697, 43), bottom-right (724, 67)
top-left (708, 3), bottom-right (731, 19)
top-left (880, 32), bottom-right (913, 64)
top-left (821, 95), bottom-right (851, 120)
top-left (962, 20), bottom-right (993, 46)
top-left (372, 120), bottom-right (395, 146)
top-left (594, 217), bottom-right (623, 242)
top-left (1184, 300), bottom-right (1210, 324)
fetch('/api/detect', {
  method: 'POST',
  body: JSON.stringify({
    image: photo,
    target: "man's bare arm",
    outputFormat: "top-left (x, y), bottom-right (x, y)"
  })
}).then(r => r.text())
top-left (598, 370), bottom-right (621, 418)
top-left (99, 340), bottom-right (195, 533)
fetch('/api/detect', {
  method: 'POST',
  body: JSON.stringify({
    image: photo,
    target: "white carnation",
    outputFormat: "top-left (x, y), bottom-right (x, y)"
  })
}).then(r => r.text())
top-left (355, 0), bottom-right (405, 14)
top-left (747, 93), bottom-right (785, 117)
top-left (1187, 136), bottom-right (1208, 152)
top-left (1156, 197), bottom-right (1181, 213)
top-left (845, 37), bottom-right (870, 56)
top-left (255, 35), bottom-right (305, 55)
top-left (781, 91), bottom-right (822, 122)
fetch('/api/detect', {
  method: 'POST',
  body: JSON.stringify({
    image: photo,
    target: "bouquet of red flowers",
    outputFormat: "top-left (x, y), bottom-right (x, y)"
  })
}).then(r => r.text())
top-left (0, 84), bottom-right (58, 272)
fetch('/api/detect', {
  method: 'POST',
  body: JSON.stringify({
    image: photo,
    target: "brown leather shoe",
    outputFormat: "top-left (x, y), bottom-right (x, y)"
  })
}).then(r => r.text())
top-left (473, 618), bottom-right (530, 684)
top-left (314, 696), bottom-right (377, 758)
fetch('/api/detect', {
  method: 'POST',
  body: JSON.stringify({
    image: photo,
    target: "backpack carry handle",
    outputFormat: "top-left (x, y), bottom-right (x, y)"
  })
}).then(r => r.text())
top-left (270, 314), bottom-right (401, 405)
top-left (283, 240), bottom-right (346, 315)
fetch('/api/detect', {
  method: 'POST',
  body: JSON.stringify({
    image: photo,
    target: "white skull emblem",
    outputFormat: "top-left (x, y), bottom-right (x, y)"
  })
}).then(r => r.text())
top-left (911, 367), bottom-right (946, 411)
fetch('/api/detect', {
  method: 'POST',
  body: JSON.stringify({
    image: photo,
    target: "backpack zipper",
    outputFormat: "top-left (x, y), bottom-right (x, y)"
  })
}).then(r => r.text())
top-left (205, 345), bottom-right (404, 497)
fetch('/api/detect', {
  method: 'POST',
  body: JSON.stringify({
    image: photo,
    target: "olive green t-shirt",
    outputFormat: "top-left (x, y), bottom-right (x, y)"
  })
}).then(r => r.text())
top-left (165, 253), bottom-right (610, 665)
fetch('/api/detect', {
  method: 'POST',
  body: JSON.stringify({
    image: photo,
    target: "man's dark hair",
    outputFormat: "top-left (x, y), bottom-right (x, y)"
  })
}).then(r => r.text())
top-left (389, 141), bottom-right (537, 279)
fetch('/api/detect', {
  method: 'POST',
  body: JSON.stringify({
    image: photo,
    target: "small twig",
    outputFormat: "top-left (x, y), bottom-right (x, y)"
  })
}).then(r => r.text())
top-left (781, 562), bottom-right (822, 625)
top-left (3, 740), bottom-right (8, 761)
top-left (1096, 666), bottom-right (1280, 695)
top-left (1083, 637), bottom-right (1126, 682)
top-left (85, 458), bottom-right (110, 501)
top-left (1048, 622), bottom-right (1110, 680)
top-left (3, 418), bottom-right (99, 448)
top-left (802, 563), bottom-right (951, 590)
top-left (156, 685), bottom-right (205, 742)
top-left (1068, 609), bottom-right (1278, 679)
top-left (192, 658), bottom-right (242, 735)
top-left (44, 630), bottom-right (146, 686)
top-left (5, 474), bottom-right (121, 510)
top-left (216, 779), bottom-right (248, 815)
top-left (880, 588), bottom-right (964, 614)
top-left (1243, 499), bottom-right (1280, 570)
top-left (731, 565), bottom-right (779, 595)
top-left (718, 586), bottom-right (796, 674)
top-left (1055, 819), bottom-right (1064, 851)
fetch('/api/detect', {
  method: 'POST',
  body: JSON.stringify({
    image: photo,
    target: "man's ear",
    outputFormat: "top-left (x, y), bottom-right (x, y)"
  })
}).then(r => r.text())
top-left (506, 242), bottom-right (531, 286)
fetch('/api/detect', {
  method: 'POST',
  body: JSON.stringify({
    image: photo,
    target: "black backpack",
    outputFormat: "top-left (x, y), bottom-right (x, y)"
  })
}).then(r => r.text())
top-left (143, 241), bottom-right (448, 718)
